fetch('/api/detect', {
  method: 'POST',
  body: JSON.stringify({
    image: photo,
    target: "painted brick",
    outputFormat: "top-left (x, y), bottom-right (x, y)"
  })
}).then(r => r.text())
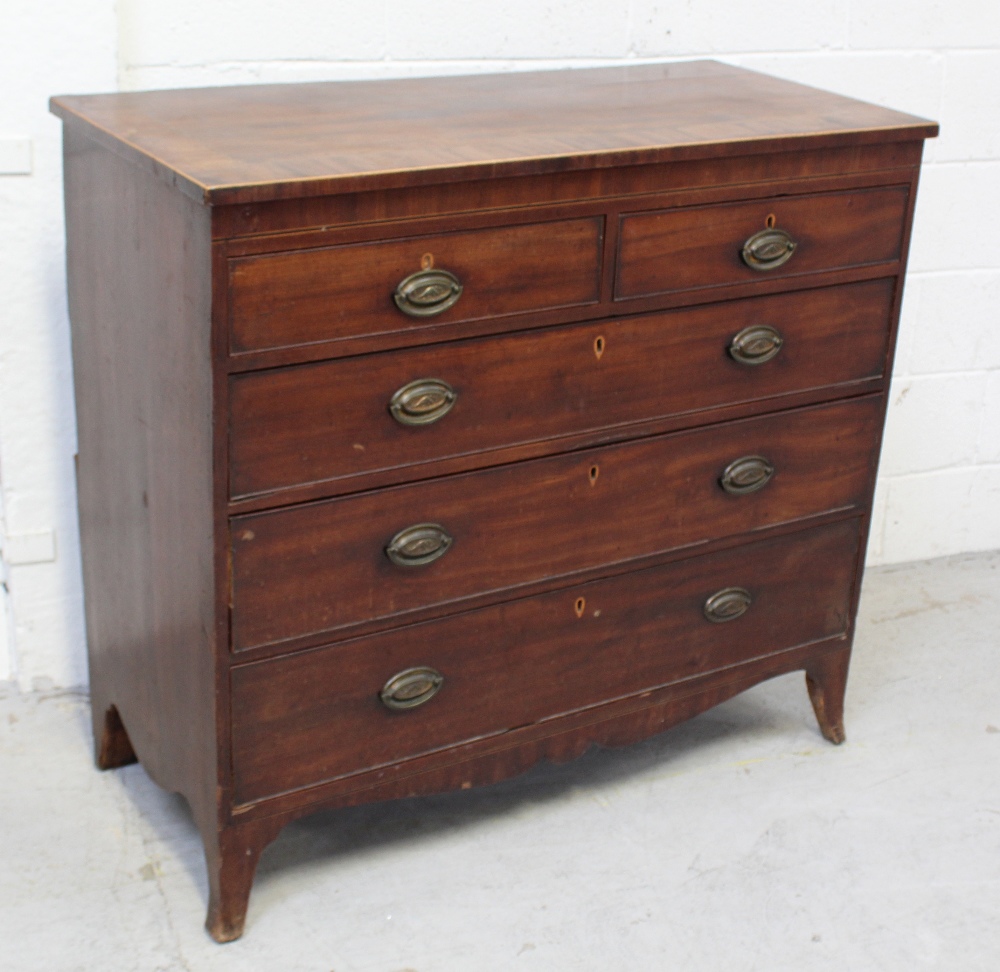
top-left (119, 1), bottom-right (635, 71)
top-left (383, 1), bottom-right (630, 60)
top-left (978, 372), bottom-right (1000, 464)
top-left (6, 563), bottom-right (88, 689)
top-left (890, 273), bottom-right (922, 378)
top-left (122, 57), bottom-right (639, 92)
top-left (0, 611), bottom-right (9, 683)
top-left (865, 479), bottom-right (889, 565)
top-left (936, 52), bottom-right (1000, 162)
top-left (0, 492), bottom-right (10, 683)
top-left (3, 1), bottom-right (117, 128)
top-left (630, 2), bottom-right (848, 56)
top-left (117, 0), bottom-right (386, 67)
top-left (882, 466), bottom-right (1000, 564)
top-left (4, 531), bottom-right (57, 567)
top-left (849, 0), bottom-right (1000, 51)
top-left (908, 163), bottom-right (1000, 274)
top-left (908, 272), bottom-right (1000, 375)
top-left (880, 375), bottom-right (987, 477)
top-left (0, 0), bottom-right (115, 689)
top-left (0, 138), bottom-right (32, 175)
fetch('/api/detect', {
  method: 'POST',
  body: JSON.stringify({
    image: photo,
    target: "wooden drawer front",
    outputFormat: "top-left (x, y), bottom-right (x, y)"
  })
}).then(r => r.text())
top-left (229, 217), bottom-right (603, 354)
top-left (616, 186), bottom-right (909, 301)
top-left (231, 518), bottom-right (861, 804)
top-left (230, 396), bottom-right (880, 653)
top-left (230, 279), bottom-right (894, 499)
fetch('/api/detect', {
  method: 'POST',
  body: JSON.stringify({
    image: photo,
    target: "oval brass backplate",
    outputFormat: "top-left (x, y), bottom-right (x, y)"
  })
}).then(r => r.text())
top-left (393, 268), bottom-right (463, 317)
top-left (703, 587), bottom-right (752, 623)
top-left (728, 324), bottom-right (784, 366)
top-left (385, 523), bottom-right (453, 567)
top-left (389, 378), bottom-right (457, 426)
top-left (741, 228), bottom-right (797, 271)
top-left (719, 455), bottom-right (775, 495)
top-left (380, 666), bottom-right (444, 711)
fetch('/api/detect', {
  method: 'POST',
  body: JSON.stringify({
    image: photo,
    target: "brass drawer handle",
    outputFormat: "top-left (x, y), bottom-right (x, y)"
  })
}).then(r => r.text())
top-left (729, 325), bottom-right (784, 366)
top-left (385, 523), bottom-right (453, 567)
top-left (389, 378), bottom-right (457, 426)
top-left (393, 268), bottom-right (463, 317)
top-left (703, 587), bottom-right (752, 623)
top-left (380, 666), bottom-right (444, 710)
top-left (741, 228), bottom-right (797, 271)
top-left (720, 455), bottom-right (774, 495)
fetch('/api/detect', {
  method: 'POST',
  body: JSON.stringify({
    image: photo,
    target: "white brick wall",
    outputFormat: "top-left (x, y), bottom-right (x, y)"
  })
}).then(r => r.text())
top-left (3, 1), bottom-right (998, 688)
top-left (0, 0), bottom-right (117, 686)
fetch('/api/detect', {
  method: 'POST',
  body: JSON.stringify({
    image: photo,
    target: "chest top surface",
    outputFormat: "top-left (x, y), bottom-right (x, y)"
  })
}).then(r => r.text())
top-left (50, 60), bottom-right (936, 205)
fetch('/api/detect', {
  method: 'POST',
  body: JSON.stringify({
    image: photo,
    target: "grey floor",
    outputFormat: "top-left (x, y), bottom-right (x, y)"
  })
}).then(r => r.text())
top-left (2, 550), bottom-right (999, 972)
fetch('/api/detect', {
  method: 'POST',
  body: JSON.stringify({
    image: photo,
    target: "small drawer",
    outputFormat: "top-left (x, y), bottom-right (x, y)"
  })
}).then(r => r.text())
top-left (229, 278), bottom-right (895, 499)
top-left (228, 217), bottom-right (604, 354)
top-left (230, 396), bottom-right (881, 653)
top-left (231, 518), bottom-right (861, 805)
top-left (616, 185), bottom-right (909, 301)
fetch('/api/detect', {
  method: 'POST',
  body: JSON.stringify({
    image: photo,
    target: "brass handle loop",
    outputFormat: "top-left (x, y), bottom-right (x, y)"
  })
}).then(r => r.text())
top-left (385, 523), bottom-right (453, 567)
top-left (380, 666), bottom-right (444, 710)
top-left (389, 378), bottom-right (457, 426)
top-left (729, 325), bottom-right (784, 366)
top-left (719, 455), bottom-right (774, 495)
top-left (741, 228), bottom-right (797, 271)
top-left (393, 268), bottom-right (463, 317)
top-left (703, 587), bottom-right (752, 623)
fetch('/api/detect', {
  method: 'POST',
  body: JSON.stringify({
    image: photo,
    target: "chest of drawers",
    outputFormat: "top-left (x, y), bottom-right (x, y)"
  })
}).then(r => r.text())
top-left (51, 61), bottom-right (936, 941)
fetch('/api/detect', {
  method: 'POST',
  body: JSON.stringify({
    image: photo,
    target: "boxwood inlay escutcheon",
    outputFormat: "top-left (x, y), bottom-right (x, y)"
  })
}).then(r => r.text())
top-left (385, 523), bottom-right (453, 567)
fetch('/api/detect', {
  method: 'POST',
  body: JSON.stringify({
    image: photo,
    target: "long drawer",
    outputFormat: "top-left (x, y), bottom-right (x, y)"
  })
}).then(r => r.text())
top-left (616, 185), bottom-right (909, 301)
top-left (229, 278), bottom-right (895, 499)
top-left (230, 396), bottom-right (881, 653)
top-left (229, 217), bottom-right (603, 354)
top-left (231, 517), bottom-right (862, 805)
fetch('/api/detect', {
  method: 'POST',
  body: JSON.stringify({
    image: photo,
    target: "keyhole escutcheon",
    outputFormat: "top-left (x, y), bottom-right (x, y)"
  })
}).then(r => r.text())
top-left (594, 335), bottom-right (605, 360)
top-left (589, 464), bottom-right (599, 486)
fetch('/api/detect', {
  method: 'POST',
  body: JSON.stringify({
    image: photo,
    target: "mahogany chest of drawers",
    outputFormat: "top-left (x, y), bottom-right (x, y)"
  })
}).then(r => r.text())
top-left (51, 62), bottom-right (937, 941)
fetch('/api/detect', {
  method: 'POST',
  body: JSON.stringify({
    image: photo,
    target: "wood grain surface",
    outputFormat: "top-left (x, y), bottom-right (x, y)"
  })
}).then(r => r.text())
top-left (229, 216), bottom-right (603, 353)
top-left (51, 61), bottom-right (936, 204)
top-left (616, 184), bottom-right (909, 299)
top-left (229, 278), bottom-right (895, 499)
top-left (230, 396), bottom-right (882, 653)
top-left (62, 127), bottom-right (220, 844)
top-left (231, 517), bottom-right (861, 804)
top-left (54, 63), bottom-right (935, 941)
top-left (214, 141), bottom-right (923, 240)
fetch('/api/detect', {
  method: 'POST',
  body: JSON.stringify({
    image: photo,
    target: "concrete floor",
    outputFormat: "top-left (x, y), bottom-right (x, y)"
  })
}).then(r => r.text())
top-left (2, 550), bottom-right (999, 971)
